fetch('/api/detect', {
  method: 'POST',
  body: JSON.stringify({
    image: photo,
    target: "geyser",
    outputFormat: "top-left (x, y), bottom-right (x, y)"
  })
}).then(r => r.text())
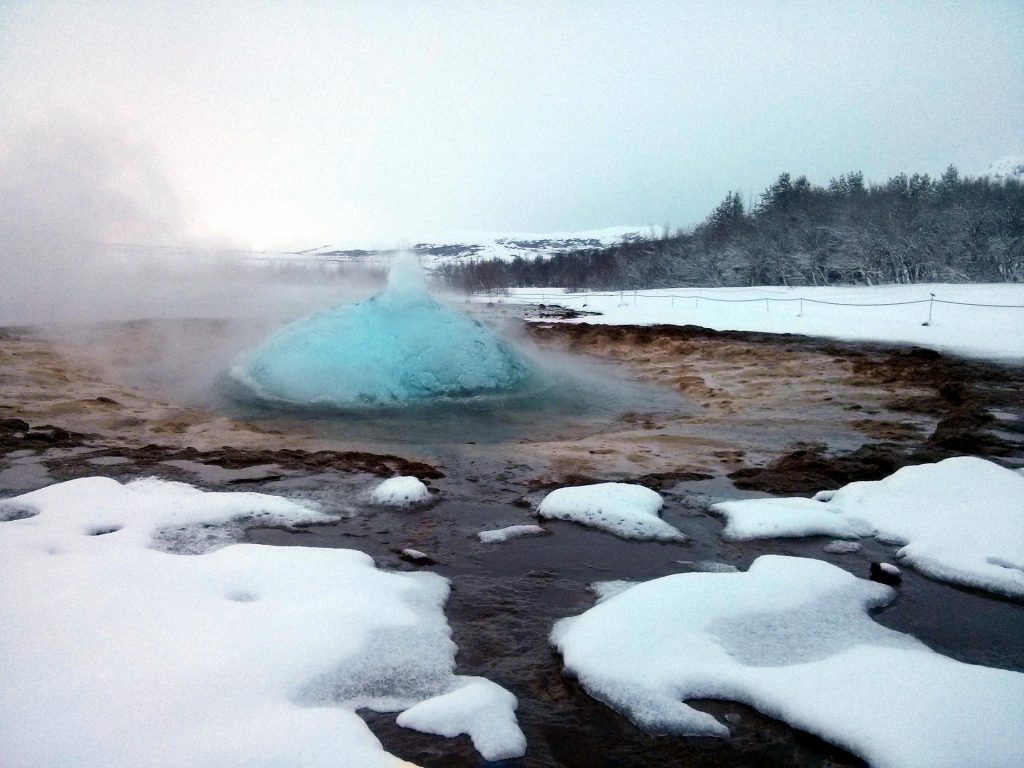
top-left (232, 254), bottom-right (531, 407)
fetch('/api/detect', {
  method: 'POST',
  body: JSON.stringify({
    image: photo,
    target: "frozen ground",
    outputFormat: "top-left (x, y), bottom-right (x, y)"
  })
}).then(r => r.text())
top-left (552, 555), bottom-right (1024, 768)
top-left (713, 457), bottom-right (1024, 599)
top-left (0, 477), bottom-right (525, 768)
top-left (495, 283), bottom-right (1024, 360)
top-left (538, 482), bottom-right (684, 541)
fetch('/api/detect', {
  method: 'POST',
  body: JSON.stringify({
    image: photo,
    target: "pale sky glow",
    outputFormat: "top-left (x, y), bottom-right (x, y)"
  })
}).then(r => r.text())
top-left (1, 0), bottom-right (1021, 250)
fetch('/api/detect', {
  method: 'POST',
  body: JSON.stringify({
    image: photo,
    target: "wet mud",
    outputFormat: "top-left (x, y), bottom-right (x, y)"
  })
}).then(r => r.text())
top-left (526, 322), bottom-right (1024, 492)
top-left (2, 317), bottom-right (1023, 767)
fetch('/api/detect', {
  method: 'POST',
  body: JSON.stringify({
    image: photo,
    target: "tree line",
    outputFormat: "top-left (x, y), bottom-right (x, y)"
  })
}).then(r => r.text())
top-left (437, 167), bottom-right (1024, 291)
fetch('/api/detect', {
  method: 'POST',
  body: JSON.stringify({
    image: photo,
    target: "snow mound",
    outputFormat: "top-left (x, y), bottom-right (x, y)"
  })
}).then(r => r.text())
top-left (538, 482), bottom-right (683, 541)
top-left (712, 457), bottom-right (1024, 598)
top-left (551, 555), bottom-right (1024, 768)
top-left (477, 524), bottom-right (546, 543)
top-left (396, 677), bottom-right (526, 762)
top-left (233, 254), bottom-right (530, 406)
top-left (0, 477), bottom-right (522, 767)
top-left (370, 476), bottom-right (432, 507)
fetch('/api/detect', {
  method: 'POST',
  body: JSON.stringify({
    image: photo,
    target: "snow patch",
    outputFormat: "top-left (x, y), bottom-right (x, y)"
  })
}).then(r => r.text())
top-left (538, 483), bottom-right (683, 541)
top-left (396, 677), bottom-right (526, 762)
top-left (477, 524), bottom-right (546, 544)
top-left (371, 476), bottom-right (432, 507)
top-left (551, 555), bottom-right (1024, 768)
top-left (712, 457), bottom-right (1024, 598)
top-left (0, 477), bottom-right (521, 767)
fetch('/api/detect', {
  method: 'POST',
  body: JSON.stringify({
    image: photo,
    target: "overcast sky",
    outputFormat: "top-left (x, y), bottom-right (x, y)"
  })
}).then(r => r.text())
top-left (1, 0), bottom-right (1021, 250)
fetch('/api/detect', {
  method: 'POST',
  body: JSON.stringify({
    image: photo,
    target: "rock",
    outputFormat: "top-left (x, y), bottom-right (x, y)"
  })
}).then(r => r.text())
top-left (870, 561), bottom-right (902, 586)
top-left (395, 548), bottom-right (439, 566)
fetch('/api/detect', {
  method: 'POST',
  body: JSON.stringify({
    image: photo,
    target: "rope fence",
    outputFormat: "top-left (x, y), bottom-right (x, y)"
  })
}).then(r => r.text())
top-left (482, 289), bottom-right (1024, 328)
top-left (494, 290), bottom-right (1024, 310)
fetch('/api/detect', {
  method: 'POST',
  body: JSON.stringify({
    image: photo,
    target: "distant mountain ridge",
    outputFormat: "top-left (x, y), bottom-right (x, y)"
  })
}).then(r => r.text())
top-left (255, 227), bottom-right (651, 269)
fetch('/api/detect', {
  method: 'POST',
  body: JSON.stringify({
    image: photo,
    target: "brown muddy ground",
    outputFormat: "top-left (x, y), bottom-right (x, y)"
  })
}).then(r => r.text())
top-left (523, 321), bottom-right (1024, 490)
top-left (1, 316), bottom-right (1023, 767)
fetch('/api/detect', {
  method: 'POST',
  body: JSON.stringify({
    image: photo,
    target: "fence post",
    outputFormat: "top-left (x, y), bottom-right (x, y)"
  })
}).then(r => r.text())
top-left (633, 290), bottom-right (637, 305)
top-left (799, 298), bottom-right (804, 317)
top-left (670, 295), bottom-right (675, 308)
top-left (766, 298), bottom-right (770, 313)
top-left (923, 293), bottom-right (935, 326)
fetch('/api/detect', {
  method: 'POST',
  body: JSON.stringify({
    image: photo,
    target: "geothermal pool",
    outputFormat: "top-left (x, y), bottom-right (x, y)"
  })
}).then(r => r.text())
top-left (224, 254), bottom-right (688, 445)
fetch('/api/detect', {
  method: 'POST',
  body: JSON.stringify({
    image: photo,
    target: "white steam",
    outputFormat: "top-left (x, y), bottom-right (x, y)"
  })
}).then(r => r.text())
top-left (0, 117), bottom-right (381, 404)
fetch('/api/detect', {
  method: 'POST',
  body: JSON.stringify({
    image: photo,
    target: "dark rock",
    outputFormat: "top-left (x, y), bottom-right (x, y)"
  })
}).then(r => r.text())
top-left (870, 562), bottom-right (902, 586)
top-left (729, 443), bottom-right (903, 496)
top-left (393, 547), bottom-right (439, 566)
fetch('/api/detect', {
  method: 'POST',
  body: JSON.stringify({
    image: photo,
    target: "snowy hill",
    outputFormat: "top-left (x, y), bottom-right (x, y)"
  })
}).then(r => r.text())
top-left (252, 227), bottom-right (651, 270)
top-left (986, 156), bottom-right (1024, 183)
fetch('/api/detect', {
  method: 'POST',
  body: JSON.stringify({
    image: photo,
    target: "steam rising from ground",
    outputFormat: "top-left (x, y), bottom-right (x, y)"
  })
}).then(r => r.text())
top-left (0, 119), bottom-right (384, 327)
top-left (0, 119), bottom-right (383, 402)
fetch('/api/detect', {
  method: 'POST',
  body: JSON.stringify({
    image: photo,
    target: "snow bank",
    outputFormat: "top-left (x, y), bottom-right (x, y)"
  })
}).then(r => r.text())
top-left (0, 477), bottom-right (524, 767)
top-left (538, 482), bottom-right (683, 541)
top-left (497, 283), bottom-right (1024, 361)
top-left (477, 523), bottom-right (546, 543)
top-left (552, 555), bottom-right (1024, 768)
top-left (371, 476), bottom-right (432, 506)
top-left (713, 457), bottom-right (1024, 598)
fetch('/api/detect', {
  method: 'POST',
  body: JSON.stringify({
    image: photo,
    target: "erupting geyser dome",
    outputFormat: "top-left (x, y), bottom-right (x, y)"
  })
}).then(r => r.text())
top-left (232, 253), bottom-right (532, 407)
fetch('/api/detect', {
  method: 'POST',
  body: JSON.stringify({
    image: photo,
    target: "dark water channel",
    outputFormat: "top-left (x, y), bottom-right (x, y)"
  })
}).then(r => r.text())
top-left (246, 472), bottom-right (1024, 768)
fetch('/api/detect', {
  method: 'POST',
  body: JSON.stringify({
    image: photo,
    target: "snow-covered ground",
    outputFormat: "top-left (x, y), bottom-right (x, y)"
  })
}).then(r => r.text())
top-left (537, 482), bottom-right (684, 541)
top-left (0, 477), bottom-right (525, 767)
top-left (494, 283), bottom-right (1024, 361)
top-left (552, 555), bottom-right (1024, 768)
top-left (712, 457), bottom-right (1024, 599)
